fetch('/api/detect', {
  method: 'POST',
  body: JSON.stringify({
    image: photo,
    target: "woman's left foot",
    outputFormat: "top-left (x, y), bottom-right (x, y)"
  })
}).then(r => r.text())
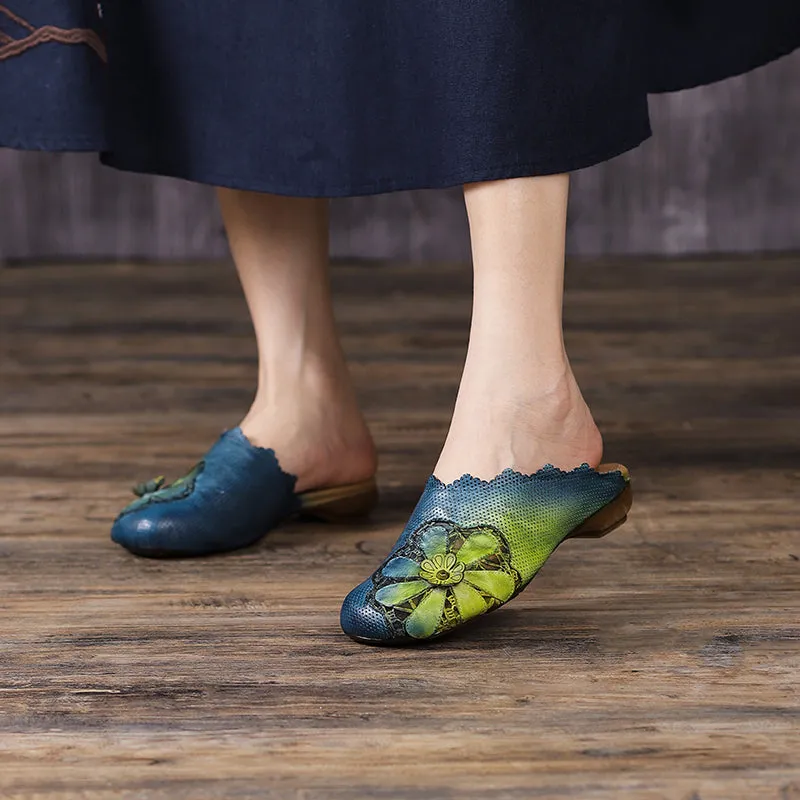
top-left (433, 365), bottom-right (604, 482)
top-left (339, 356), bottom-right (628, 644)
top-left (340, 461), bottom-right (631, 645)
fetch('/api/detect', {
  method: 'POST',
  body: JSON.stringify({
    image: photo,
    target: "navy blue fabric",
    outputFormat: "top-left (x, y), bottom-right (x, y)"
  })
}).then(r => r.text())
top-left (647, 1), bottom-right (800, 93)
top-left (110, 427), bottom-right (301, 558)
top-left (0, 1), bottom-right (105, 150)
top-left (1, 1), bottom-right (798, 195)
top-left (98, 1), bottom-right (653, 196)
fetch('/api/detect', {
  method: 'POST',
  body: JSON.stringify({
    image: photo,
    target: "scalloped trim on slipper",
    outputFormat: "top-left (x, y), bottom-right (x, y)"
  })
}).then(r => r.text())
top-left (427, 461), bottom-right (629, 493)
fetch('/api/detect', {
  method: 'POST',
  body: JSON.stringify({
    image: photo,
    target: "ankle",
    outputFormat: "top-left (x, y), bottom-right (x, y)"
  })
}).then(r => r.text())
top-left (435, 363), bottom-right (603, 481)
top-left (453, 357), bottom-right (579, 427)
top-left (239, 411), bottom-right (377, 492)
top-left (240, 359), bottom-right (376, 491)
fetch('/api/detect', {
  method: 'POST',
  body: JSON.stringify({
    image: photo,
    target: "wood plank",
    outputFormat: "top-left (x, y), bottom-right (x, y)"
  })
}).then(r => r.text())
top-left (0, 257), bottom-right (798, 798)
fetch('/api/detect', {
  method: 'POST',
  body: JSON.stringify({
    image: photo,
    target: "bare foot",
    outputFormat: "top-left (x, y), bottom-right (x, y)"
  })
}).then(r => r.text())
top-left (240, 361), bottom-right (377, 493)
top-left (434, 361), bottom-right (602, 483)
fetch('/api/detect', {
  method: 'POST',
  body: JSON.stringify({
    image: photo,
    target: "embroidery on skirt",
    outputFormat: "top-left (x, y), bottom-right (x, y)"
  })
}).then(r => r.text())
top-left (0, 4), bottom-right (106, 62)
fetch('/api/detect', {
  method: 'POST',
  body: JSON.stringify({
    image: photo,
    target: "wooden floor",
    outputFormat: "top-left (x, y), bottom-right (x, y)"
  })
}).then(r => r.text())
top-left (1, 256), bottom-right (799, 799)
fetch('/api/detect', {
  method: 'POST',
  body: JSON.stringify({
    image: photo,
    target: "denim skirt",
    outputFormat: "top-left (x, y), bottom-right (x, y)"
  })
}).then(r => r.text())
top-left (1, 1), bottom-right (799, 197)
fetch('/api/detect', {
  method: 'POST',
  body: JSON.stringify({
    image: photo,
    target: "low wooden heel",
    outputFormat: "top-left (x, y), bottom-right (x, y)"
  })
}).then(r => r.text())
top-left (298, 478), bottom-right (379, 523)
top-left (567, 482), bottom-right (633, 539)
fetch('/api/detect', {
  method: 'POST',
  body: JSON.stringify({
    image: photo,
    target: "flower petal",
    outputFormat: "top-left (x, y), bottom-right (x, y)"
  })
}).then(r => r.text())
top-left (382, 557), bottom-right (421, 579)
top-left (375, 580), bottom-right (429, 608)
top-left (451, 581), bottom-right (487, 620)
top-left (419, 525), bottom-right (448, 559)
top-left (464, 569), bottom-right (515, 602)
top-left (404, 588), bottom-right (447, 639)
top-left (419, 567), bottom-right (435, 582)
top-left (456, 531), bottom-right (502, 566)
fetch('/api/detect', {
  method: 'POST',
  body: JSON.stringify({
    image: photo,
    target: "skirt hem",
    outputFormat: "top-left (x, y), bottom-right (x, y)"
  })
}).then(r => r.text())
top-left (98, 122), bottom-right (654, 197)
top-left (0, 134), bottom-right (105, 152)
top-left (647, 38), bottom-right (799, 93)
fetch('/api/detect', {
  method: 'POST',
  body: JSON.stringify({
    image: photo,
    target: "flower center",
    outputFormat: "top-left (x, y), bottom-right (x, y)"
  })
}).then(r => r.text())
top-left (420, 555), bottom-right (464, 586)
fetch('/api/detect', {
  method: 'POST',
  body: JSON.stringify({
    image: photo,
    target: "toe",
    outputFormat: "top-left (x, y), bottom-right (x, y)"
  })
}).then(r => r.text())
top-left (340, 580), bottom-right (395, 643)
top-left (110, 511), bottom-right (162, 554)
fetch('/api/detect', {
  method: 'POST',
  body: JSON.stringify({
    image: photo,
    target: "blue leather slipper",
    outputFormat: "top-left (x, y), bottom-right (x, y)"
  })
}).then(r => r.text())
top-left (340, 462), bottom-right (631, 645)
top-left (110, 427), bottom-right (377, 558)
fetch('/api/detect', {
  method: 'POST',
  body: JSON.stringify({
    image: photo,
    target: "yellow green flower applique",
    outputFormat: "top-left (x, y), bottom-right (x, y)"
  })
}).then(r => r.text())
top-left (118, 461), bottom-right (205, 517)
top-left (374, 521), bottom-right (519, 639)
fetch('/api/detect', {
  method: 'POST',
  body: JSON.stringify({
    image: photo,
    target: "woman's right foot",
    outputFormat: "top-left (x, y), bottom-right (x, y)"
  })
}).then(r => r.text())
top-left (110, 425), bottom-right (377, 558)
top-left (239, 359), bottom-right (377, 494)
top-left (111, 361), bottom-right (377, 558)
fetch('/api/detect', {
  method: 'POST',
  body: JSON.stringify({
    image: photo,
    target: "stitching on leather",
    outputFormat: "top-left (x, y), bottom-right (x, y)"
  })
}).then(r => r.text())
top-left (0, 5), bottom-right (107, 62)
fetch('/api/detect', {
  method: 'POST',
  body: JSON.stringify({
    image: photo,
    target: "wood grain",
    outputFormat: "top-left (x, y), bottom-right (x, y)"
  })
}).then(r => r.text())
top-left (0, 256), bottom-right (798, 799)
